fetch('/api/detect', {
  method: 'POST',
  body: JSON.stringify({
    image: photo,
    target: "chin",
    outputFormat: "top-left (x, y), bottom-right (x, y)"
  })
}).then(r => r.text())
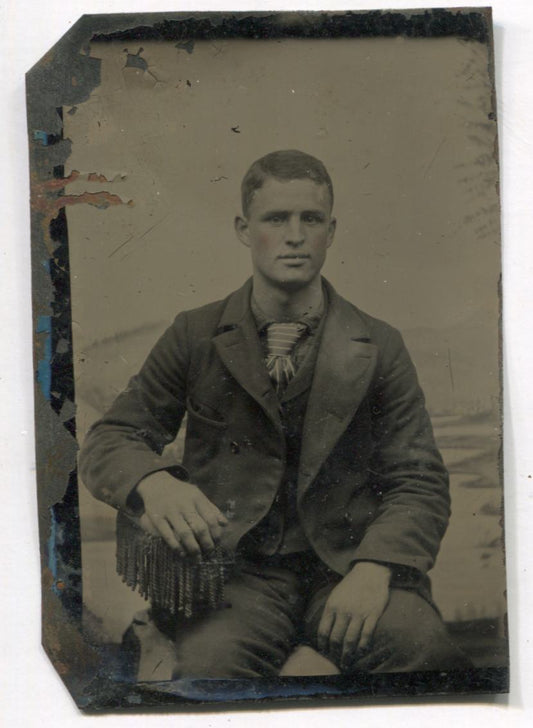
top-left (256, 266), bottom-right (321, 293)
top-left (274, 274), bottom-right (315, 292)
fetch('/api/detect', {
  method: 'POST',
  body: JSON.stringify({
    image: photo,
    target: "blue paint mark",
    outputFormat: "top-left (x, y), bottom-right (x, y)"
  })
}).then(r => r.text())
top-left (41, 259), bottom-right (51, 273)
top-left (36, 315), bottom-right (52, 400)
top-left (47, 507), bottom-right (60, 595)
top-left (34, 130), bottom-right (49, 146)
top-left (142, 677), bottom-right (348, 702)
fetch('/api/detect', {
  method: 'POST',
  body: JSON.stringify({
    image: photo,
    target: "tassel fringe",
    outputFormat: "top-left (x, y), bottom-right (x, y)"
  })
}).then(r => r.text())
top-left (116, 511), bottom-right (233, 618)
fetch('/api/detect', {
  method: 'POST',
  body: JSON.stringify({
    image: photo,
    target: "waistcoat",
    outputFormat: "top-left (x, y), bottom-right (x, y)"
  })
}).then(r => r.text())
top-left (238, 325), bottom-right (323, 557)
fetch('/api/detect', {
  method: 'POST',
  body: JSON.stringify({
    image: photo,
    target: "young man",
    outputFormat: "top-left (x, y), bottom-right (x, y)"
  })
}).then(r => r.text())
top-left (80, 150), bottom-right (470, 678)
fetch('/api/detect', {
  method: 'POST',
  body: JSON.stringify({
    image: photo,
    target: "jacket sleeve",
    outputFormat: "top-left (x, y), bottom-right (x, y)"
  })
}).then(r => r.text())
top-left (78, 312), bottom-right (191, 513)
top-left (351, 326), bottom-right (450, 576)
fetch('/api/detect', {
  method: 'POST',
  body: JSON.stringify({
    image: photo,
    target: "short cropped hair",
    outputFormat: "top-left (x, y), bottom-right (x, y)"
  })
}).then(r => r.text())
top-left (241, 150), bottom-right (334, 217)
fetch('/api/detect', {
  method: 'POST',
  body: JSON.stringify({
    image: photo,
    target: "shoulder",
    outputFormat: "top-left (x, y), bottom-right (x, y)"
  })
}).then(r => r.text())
top-left (352, 305), bottom-right (401, 345)
top-left (174, 297), bottom-right (228, 329)
top-left (162, 280), bottom-right (252, 348)
top-left (325, 279), bottom-right (403, 350)
top-left (328, 290), bottom-right (423, 397)
top-left (168, 285), bottom-right (244, 331)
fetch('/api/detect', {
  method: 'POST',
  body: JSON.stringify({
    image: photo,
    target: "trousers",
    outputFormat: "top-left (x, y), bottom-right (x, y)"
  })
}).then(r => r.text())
top-left (127, 553), bottom-right (471, 680)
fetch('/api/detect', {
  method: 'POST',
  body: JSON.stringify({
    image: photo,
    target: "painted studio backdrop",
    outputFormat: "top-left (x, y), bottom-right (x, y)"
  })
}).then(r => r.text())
top-left (63, 36), bottom-right (504, 662)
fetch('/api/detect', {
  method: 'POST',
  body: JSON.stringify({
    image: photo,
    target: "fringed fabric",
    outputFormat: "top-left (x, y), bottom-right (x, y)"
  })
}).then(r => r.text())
top-left (116, 511), bottom-right (234, 619)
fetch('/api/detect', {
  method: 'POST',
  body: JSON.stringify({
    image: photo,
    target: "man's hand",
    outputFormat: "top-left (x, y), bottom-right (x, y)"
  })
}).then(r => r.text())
top-left (136, 471), bottom-right (228, 559)
top-left (317, 561), bottom-right (391, 671)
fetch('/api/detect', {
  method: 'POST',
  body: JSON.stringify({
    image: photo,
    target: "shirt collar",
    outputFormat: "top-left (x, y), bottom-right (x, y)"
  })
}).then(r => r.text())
top-left (251, 286), bottom-right (327, 334)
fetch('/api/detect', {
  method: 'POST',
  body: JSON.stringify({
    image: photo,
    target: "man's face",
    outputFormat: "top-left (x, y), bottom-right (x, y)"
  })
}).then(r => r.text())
top-left (235, 177), bottom-right (336, 292)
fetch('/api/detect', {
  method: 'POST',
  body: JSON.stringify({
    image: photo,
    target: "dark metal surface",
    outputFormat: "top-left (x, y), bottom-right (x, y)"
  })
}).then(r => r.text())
top-left (27, 8), bottom-right (507, 711)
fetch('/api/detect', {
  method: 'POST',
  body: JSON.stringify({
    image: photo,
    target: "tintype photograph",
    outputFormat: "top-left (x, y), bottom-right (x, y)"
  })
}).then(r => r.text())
top-left (27, 9), bottom-right (508, 710)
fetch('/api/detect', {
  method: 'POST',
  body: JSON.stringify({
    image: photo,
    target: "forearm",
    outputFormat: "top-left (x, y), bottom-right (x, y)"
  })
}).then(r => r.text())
top-left (79, 420), bottom-right (187, 512)
top-left (78, 370), bottom-right (188, 513)
top-left (80, 316), bottom-right (190, 511)
top-left (354, 328), bottom-right (450, 573)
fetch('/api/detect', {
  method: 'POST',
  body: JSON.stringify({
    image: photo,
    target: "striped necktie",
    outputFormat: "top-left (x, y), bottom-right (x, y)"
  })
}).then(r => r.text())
top-left (265, 322), bottom-right (307, 394)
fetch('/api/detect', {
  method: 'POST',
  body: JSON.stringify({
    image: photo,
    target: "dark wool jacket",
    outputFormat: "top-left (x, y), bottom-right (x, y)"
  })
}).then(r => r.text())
top-left (79, 278), bottom-right (450, 591)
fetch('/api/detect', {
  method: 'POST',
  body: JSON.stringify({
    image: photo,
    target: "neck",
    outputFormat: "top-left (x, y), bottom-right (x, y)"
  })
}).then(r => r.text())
top-left (252, 276), bottom-right (324, 321)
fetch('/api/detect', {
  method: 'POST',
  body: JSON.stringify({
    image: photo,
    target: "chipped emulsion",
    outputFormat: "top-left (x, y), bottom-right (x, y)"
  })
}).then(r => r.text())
top-left (31, 167), bottom-right (132, 238)
top-left (27, 10), bottom-right (506, 708)
top-left (124, 47), bottom-right (162, 85)
top-left (28, 21), bottom-right (124, 700)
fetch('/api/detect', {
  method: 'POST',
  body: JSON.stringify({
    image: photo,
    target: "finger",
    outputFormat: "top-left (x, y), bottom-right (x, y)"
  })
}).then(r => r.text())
top-left (205, 521), bottom-right (224, 545)
top-left (149, 514), bottom-right (184, 554)
top-left (317, 609), bottom-right (335, 654)
top-left (183, 511), bottom-right (216, 555)
top-left (195, 501), bottom-right (226, 544)
top-left (340, 619), bottom-right (363, 671)
top-left (327, 613), bottom-right (350, 664)
top-left (195, 497), bottom-right (229, 527)
top-left (139, 513), bottom-right (159, 536)
top-left (358, 614), bottom-right (379, 652)
top-left (166, 513), bottom-right (202, 558)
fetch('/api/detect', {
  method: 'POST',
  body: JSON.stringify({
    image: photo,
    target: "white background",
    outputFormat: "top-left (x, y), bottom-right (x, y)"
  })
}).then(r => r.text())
top-left (2, 1), bottom-right (532, 726)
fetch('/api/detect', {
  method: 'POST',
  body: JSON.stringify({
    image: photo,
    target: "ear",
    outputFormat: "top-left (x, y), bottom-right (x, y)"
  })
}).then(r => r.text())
top-left (234, 216), bottom-right (250, 247)
top-left (326, 217), bottom-right (336, 248)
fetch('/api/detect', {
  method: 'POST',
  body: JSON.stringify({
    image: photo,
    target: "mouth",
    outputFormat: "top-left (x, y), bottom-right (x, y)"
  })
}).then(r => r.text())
top-left (277, 255), bottom-right (310, 268)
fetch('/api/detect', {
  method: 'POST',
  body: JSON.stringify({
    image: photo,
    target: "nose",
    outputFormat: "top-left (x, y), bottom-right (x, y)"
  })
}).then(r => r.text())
top-left (285, 215), bottom-right (304, 246)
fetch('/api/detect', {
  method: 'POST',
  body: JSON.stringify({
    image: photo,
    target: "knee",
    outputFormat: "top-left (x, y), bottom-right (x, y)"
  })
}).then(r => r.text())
top-left (381, 616), bottom-right (446, 660)
top-left (173, 630), bottom-right (282, 678)
top-left (343, 590), bottom-right (473, 673)
top-left (370, 600), bottom-right (472, 672)
top-left (173, 634), bottom-right (237, 678)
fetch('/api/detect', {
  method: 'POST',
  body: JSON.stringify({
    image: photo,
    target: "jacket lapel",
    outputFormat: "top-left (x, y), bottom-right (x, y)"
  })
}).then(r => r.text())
top-left (211, 278), bottom-right (378, 460)
top-left (212, 280), bottom-right (283, 433)
top-left (298, 283), bottom-right (378, 497)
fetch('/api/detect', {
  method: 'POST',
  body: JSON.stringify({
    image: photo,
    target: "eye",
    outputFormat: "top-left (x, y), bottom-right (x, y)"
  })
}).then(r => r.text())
top-left (264, 213), bottom-right (287, 225)
top-left (302, 213), bottom-right (324, 225)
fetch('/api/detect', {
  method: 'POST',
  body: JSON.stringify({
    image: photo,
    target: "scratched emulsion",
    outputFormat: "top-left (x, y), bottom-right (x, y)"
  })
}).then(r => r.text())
top-left (24, 9), bottom-right (508, 704)
top-left (62, 36), bottom-right (504, 648)
top-left (64, 37), bottom-right (500, 403)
